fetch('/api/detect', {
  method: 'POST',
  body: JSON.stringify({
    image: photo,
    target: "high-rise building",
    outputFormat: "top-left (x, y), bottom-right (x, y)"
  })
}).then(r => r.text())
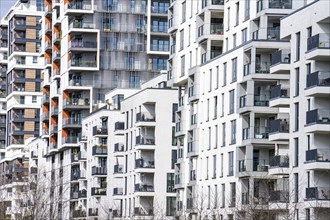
top-left (169, 0), bottom-right (329, 219)
top-left (0, 1), bottom-right (43, 219)
top-left (39, 0), bottom-right (170, 218)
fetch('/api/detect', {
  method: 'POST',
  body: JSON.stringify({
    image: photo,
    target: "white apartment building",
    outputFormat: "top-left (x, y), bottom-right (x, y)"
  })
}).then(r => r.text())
top-left (168, 0), bottom-right (329, 220)
top-left (281, 1), bottom-right (330, 219)
top-left (118, 73), bottom-right (177, 219)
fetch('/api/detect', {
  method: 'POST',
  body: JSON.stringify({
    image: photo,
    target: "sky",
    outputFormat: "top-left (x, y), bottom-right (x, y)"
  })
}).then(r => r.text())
top-left (0, 0), bottom-right (16, 20)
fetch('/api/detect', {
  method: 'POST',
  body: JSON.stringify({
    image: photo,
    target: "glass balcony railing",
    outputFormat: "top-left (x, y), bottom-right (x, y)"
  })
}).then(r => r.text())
top-left (238, 159), bottom-right (269, 172)
top-left (254, 95), bottom-right (269, 106)
top-left (305, 149), bottom-right (330, 163)
top-left (270, 119), bottom-right (289, 133)
top-left (69, 21), bottom-right (95, 29)
top-left (210, 24), bottom-right (224, 35)
top-left (68, 59), bottom-right (97, 68)
top-left (269, 155), bottom-right (289, 168)
top-left (271, 50), bottom-right (291, 66)
top-left (306, 71), bottom-right (330, 88)
top-left (306, 187), bottom-right (330, 200)
top-left (307, 33), bottom-right (330, 51)
top-left (306, 109), bottom-right (330, 125)
top-left (68, 40), bottom-right (97, 49)
top-left (270, 85), bottom-right (289, 100)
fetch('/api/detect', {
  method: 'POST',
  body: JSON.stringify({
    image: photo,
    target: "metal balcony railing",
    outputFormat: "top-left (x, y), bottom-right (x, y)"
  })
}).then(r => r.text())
top-left (269, 155), bottom-right (289, 168)
top-left (307, 33), bottom-right (330, 51)
top-left (306, 109), bottom-right (330, 125)
top-left (269, 119), bottom-right (289, 133)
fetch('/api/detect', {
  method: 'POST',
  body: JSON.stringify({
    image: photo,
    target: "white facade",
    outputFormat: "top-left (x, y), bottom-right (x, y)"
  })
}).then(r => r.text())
top-left (169, 0), bottom-right (329, 220)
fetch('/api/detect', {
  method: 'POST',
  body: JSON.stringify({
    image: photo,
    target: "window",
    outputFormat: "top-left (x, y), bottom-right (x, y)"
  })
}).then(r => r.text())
top-left (294, 138), bottom-right (299, 166)
top-left (230, 182), bottom-right (236, 207)
top-left (172, 104), bottom-right (178, 123)
top-left (215, 125), bottom-right (218, 148)
top-left (306, 63), bottom-right (311, 74)
top-left (214, 185), bottom-right (218, 208)
top-left (295, 32), bottom-right (300, 61)
top-left (207, 186), bottom-right (211, 209)
top-left (188, 25), bottom-right (191, 46)
top-left (245, 0), bottom-right (250, 20)
top-left (242, 28), bottom-right (247, 43)
top-left (294, 173), bottom-right (299, 202)
top-left (208, 127), bottom-right (211, 150)
top-left (294, 102), bottom-right (299, 131)
top-left (221, 184), bottom-right (225, 207)
top-left (232, 58), bottom-right (237, 82)
top-left (233, 33), bottom-right (237, 48)
top-left (307, 26), bottom-right (312, 38)
top-left (229, 90), bottom-right (235, 114)
top-left (235, 2), bottom-right (239, 26)
top-left (228, 151), bottom-right (234, 176)
top-left (206, 156), bottom-right (209, 179)
top-left (306, 209), bottom-right (310, 220)
top-left (189, 51), bottom-right (192, 68)
top-left (215, 66), bottom-right (219, 89)
top-left (181, 1), bottom-right (186, 23)
top-left (222, 122), bottom-right (226, 146)
top-left (180, 55), bottom-right (185, 76)
top-left (167, 173), bottom-right (175, 192)
top-left (166, 197), bottom-right (176, 216)
top-left (209, 69), bottom-right (213, 92)
top-left (221, 93), bottom-right (224, 117)
top-left (32, 95), bottom-right (37, 103)
top-left (206, 99), bottom-right (210, 121)
top-left (214, 96), bottom-right (218, 119)
top-left (220, 153), bottom-right (224, 177)
top-left (223, 62), bottom-right (227, 86)
top-left (33, 56), bottom-right (38, 63)
top-left (227, 7), bottom-right (230, 30)
top-left (295, 68), bottom-right (299, 96)
top-left (213, 155), bottom-right (216, 178)
top-left (231, 120), bottom-right (236, 144)
top-left (180, 29), bottom-right (184, 50)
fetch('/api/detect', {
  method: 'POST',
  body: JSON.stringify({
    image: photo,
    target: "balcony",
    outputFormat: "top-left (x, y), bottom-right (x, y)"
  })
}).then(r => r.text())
top-left (252, 27), bottom-right (281, 41)
top-left (64, 0), bottom-right (92, 14)
top-left (306, 33), bottom-right (330, 61)
top-left (304, 149), bottom-right (330, 170)
top-left (270, 50), bottom-right (290, 74)
top-left (269, 85), bottom-right (289, 107)
top-left (69, 20), bottom-right (95, 31)
top-left (78, 151), bottom-right (87, 160)
top-left (268, 155), bottom-right (289, 175)
top-left (306, 187), bottom-right (330, 201)
top-left (62, 117), bottom-right (82, 129)
top-left (136, 112), bottom-right (156, 125)
top-left (305, 71), bottom-right (330, 97)
top-left (134, 207), bottom-right (153, 216)
top-left (52, 51), bottom-right (60, 61)
top-left (114, 164), bottom-right (124, 174)
top-left (63, 98), bottom-right (90, 110)
top-left (269, 190), bottom-right (289, 203)
top-left (188, 84), bottom-right (199, 102)
top-left (78, 190), bottom-right (87, 198)
top-left (68, 40), bottom-right (98, 51)
top-left (168, 17), bottom-right (177, 33)
top-left (269, 119), bottom-right (289, 141)
top-left (51, 106), bottom-right (58, 116)
top-left (71, 170), bottom-right (80, 181)
top-left (71, 153), bottom-right (79, 163)
top-left (135, 158), bottom-right (155, 173)
top-left (88, 208), bottom-right (98, 217)
top-left (93, 126), bottom-right (108, 136)
top-left (113, 188), bottom-right (123, 196)
top-left (50, 125), bottom-right (58, 135)
top-left (189, 169), bottom-right (196, 182)
top-left (136, 136), bottom-right (155, 148)
top-left (257, 0), bottom-right (292, 14)
top-left (68, 59), bottom-right (97, 68)
top-left (62, 136), bottom-right (80, 146)
top-left (92, 145), bottom-right (108, 156)
top-left (91, 187), bottom-right (107, 196)
top-left (114, 143), bottom-right (125, 153)
top-left (91, 166), bottom-right (107, 176)
top-left (305, 109), bottom-right (330, 134)
top-left (238, 159), bottom-right (269, 177)
top-left (134, 183), bottom-right (154, 193)
top-left (70, 191), bottom-right (79, 200)
top-left (73, 210), bottom-right (86, 218)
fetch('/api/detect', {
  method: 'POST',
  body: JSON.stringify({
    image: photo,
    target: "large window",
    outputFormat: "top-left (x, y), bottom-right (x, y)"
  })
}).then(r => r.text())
top-left (166, 197), bottom-right (176, 216)
top-left (295, 32), bottom-right (300, 61)
top-left (181, 1), bottom-right (186, 23)
top-left (232, 58), bottom-right (237, 82)
top-left (180, 29), bottom-right (184, 50)
top-left (229, 90), bottom-right (235, 114)
top-left (228, 151), bottom-right (234, 176)
top-left (180, 55), bottom-right (185, 76)
top-left (231, 120), bottom-right (236, 144)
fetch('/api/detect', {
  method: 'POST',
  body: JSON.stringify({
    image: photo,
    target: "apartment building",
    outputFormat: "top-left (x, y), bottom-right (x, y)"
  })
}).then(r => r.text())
top-left (169, 0), bottom-right (329, 219)
top-left (280, 1), bottom-right (330, 219)
top-left (0, 1), bottom-right (44, 219)
top-left (38, 0), bottom-right (170, 218)
top-left (0, 20), bottom-right (8, 160)
top-left (71, 88), bottom-right (138, 219)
